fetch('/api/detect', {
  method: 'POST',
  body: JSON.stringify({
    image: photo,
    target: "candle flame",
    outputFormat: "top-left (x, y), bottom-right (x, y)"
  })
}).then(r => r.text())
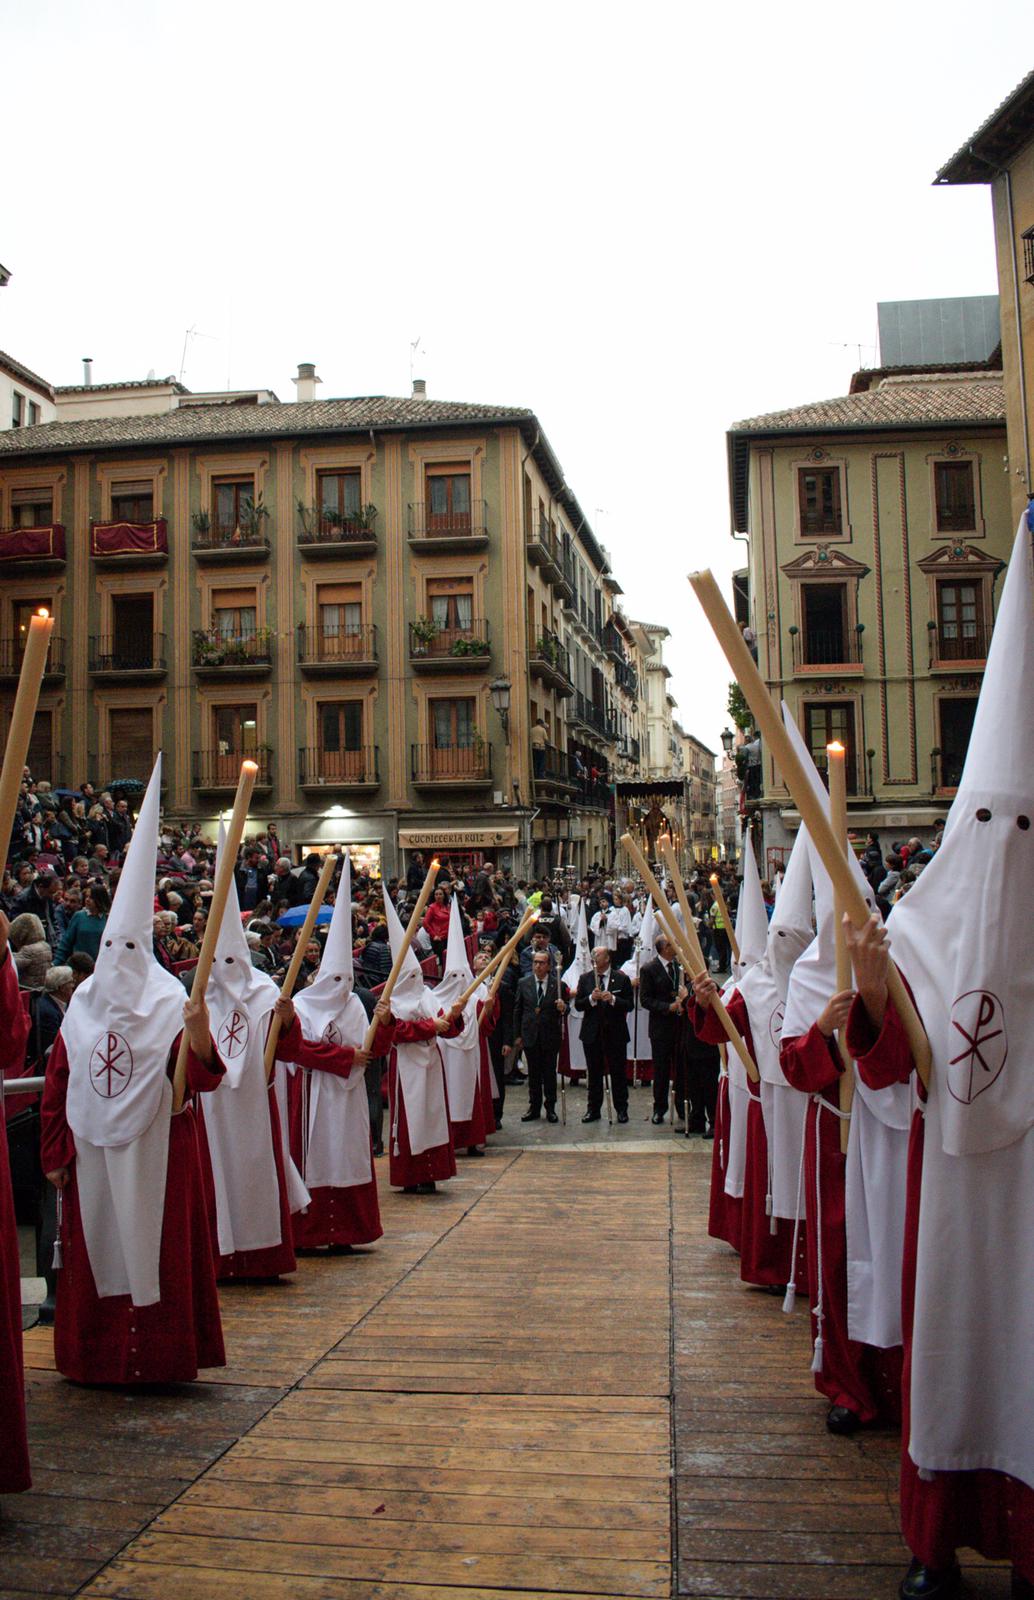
top-left (827, 741), bottom-right (845, 755)
top-left (36, 607), bottom-right (50, 620)
top-left (430, 858), bottom-right (440, 871)
top-left (710, 874), bottom-right (719, 885)
top-left (241, 759), bottom-right (259, 774)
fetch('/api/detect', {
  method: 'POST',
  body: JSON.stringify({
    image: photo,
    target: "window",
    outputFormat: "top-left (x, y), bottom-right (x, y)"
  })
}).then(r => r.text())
top-left (425, 466), bottom-right (471, 534)
top-left (109, 708), bottom-right (154, 778)
top-left (317, 470), bottom-right (362, 529)
top-left (426, 576), bottom-right (473, 632)
top-left (936, 579), bottom-right (985, 660)
top-left (28, 402), bottom-right (40, 427)
top-left (110, 481), bottom-right (155, 523)
top-left (798, 467), bottom-right (842, 536)
top-left (211, 587), bottom-right (257, 638)
top-left (212, 477), bottom-right (254, 536)
top-left (801, 582), bottom-right (848, 664)
top-left (318, 701), bottom-right (365, 778)
top-left (214, 704), bottom-right (258, 755)
top-left (13, 599), bottom-right (51, 670)
top-left (110, 594), bottom-right (155, 667)
top-left (430, 697), bottom-right (477, 775)
top-left (26, 709), bottom-right (53, 783)
top-left (1022, 225), bottom-right (1034, 287)
top-left (316, 582), bottom-right (363, 659)
top-left (938, 698), bottom-right (977, 788)
top-left (804, 702), bottom-right (857, 792)
top-left (11, 391), bottom-right (24, 428)
top-left (10, 488), bottom-right (53, 527)
top-left (934, 461), bottom-right (975, 533)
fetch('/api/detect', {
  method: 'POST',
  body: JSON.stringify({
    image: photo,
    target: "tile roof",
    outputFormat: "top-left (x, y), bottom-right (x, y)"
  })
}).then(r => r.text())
top-left (936, 68), bottom-right (1034, 184)
top-left (0, 349), bottom-right (55, 399)
top-left (0, 394), bottom-right (536, 456)
top-left (54, 375), bottom-right (187, 394)
top-left (730, 374), bottom-right (1005, 434)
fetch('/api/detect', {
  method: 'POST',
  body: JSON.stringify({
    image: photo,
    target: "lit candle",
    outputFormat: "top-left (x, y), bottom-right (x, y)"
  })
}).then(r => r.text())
top-left (363, 855), bottom-right (442, 1051)
top-left (0, 609), bottom-right (55, 883)
top-left (826, 741), bottom-right (854, 1149)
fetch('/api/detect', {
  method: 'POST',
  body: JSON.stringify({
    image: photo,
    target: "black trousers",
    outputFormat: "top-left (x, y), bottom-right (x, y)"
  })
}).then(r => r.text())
top-left (651, 1034), bottom-right (687, 1118)
top-left (488, 1031), bottom-right (507, 1122)
top-left (525, 1041), bottom-right (559, 1111)
top-left (365, 1059), bottom-right (384, 1150)
top-left (686, 1049), bottom-right (719, 1132)
top-left (585, 1039), bottom-right (629, 1115)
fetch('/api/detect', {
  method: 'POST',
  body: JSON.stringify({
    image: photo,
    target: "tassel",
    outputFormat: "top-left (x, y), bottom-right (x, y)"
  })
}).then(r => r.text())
top-left (718, 1139), bottom-right (724, 1165)
top-left (769, 1215), bottom-right (778, 1237)
top-left (918, 1468), bottom-right (935, 1483)
top-left (52, 1189), bottom-right (63, 1269)
top-left (765, 1190), bottom-right (772, 1216)
top-left (782, 1283), bottom-right (796, 1315)
top-left (810, 1334), bottom-right (824, 1374)
top-left (393, 1138), bottom-right (400, 1157)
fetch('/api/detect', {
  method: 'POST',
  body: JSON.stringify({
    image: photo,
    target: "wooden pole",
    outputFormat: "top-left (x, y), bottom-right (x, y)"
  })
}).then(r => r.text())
top-left (453, 908), bottom-right (538, 1013)
top-left (172, 761), bottom-right (257, 1110)
top-left (362, 857), bottom-right (441, 1052)
top-left (687, 567), bottom-right (931, 1088)
top-left (709, 874), bottom-right (740, 966)
top-left (0, 609), bottom-right (54, 867)
top-left (264, 852), bottom-right (338, 1078)
top-left (621, 829), bottom-right (759, 1084)
top-left (827, 743), bottom-right (854, 1153)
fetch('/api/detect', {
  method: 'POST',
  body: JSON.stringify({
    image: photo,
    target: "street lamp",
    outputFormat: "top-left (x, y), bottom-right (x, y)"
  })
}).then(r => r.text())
top-left (489, 676), bottom-right (511, 737)
top-left (720, 726), bottom-right (735, 755)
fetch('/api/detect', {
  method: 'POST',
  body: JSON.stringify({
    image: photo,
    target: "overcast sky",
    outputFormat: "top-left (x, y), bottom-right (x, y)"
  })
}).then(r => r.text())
top-left (2, 1), bottom-right (1023, 751)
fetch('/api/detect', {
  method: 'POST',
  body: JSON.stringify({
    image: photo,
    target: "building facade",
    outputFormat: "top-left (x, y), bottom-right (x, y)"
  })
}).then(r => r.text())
top-left (0, 378), bottom-right (674, 879)
top-left (727, 355), bottom-right (1012, 873)
top-left (681, 731), bottom-right (718, 861)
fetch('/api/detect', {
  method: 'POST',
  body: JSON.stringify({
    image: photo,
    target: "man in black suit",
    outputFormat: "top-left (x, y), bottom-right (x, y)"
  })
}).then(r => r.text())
top-left (574, 946), bottom-right (634, 1124)
top-left (511, 949), bottom-right (567, 1123)
top-left (638, 931), bottom-right (690, 1126)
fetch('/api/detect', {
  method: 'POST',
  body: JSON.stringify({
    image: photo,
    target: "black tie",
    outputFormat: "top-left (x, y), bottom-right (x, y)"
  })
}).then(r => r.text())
top-left (671, 961), bottom-right (679, 992)
top-left (537, 982), bottom-right (544, 1006)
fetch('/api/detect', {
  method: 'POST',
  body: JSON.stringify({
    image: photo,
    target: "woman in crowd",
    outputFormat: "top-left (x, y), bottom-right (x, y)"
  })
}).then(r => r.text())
top-left (55, 883), bottom-right (110, 964)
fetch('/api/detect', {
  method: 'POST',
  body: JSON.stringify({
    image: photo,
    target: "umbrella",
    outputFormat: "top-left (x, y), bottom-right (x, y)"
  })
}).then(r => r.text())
top-left (276, 903), bottom-right (333, 928)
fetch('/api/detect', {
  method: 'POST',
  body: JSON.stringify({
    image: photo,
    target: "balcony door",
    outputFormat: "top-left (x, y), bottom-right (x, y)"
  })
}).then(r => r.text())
top-left (801, 583), bottom-right (847, 665)
top-left (212, 478), bottom-right (254, 539)
top-left (319, 700), bottom-right (364, 779)
top-left (936, 580), bottom-right (984, 660)
top-left (27, 709), bottom-right (54, 785)
top-left (939, 697), bottom-right (978, 788)
top-left (109, 708), bottom-right (154, 780)
top-left (426, 468), bottom-right (471, 535)
top-left (213, 704), bottom-right (258, 784)
top-left (431, 697), bottom-right (476, 776)
top-left (317, 470), bottom-right (362, 531)
top-left (13, 599), bottom-right (51, 673)
top-left (317, 583), bottom-right (363, 661)
top-left (804, 702), bottom-right (857, 793)
top-left (111, 593), bottom-right (155, 669)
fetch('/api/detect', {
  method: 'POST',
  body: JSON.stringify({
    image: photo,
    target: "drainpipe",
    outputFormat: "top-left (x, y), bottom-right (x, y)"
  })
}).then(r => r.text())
top-left (1003, 169), bottom-right (1032, 502)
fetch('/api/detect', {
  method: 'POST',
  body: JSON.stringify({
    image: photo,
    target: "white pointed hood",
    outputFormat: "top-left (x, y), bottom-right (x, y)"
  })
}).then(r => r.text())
top-left (781, 702), bottom-right (875, 1040)
top-left (204, 822), bottom-right (279, 1084)
top-left (739, 820), bottom-right (815, 1084)
top-left (383, 885), bottom-right (426, 1018)
top-left (435, 893), bottom-right (481, 1118)
top-left (732, 827), bottom-right (768, 979)
top-left (434, 893), bottom-right (474, 1009)
top-left (563, 897), bottom-right (593, 989)
top-left (623, 896), bottom-right (656, 978)
top-left (888, 517), bottom-right (1034, 1154)
top-left (295, 856), bottom-right (366, 1041)
top-left (64, 753), bottom-right (186, 1146)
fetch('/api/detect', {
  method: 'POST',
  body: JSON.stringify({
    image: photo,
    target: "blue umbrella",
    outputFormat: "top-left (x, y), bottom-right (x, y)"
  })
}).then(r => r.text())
top-left (276, 904), bottom-right (334, 928)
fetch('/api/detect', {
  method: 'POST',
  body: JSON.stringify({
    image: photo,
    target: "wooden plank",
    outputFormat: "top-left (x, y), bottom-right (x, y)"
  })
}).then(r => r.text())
top-left (83, 1560), bottom-right (652, 1600)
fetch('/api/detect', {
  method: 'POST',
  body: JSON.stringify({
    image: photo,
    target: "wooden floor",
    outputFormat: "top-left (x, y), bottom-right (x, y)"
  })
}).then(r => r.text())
top-left (6, 1148), bottom-right (1015, 1599)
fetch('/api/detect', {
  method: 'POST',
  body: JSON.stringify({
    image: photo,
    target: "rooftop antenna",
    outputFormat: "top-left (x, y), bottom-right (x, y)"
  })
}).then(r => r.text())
top-left (409, 335), bottom-right (425, 384)
top-left (828, 340), bottom-right (877, 370)
top-left (179, 325), bottom-right (217, 384)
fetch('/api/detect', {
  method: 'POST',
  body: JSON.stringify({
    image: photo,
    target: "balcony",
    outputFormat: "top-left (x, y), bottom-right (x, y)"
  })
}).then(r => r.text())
top-left (299, 746), bottom-right (380, 792)
top-left (297, 506), bottom-right (377, 559)
top-left (411, 742), bottom-right (493, 788)
top-left (407, 499), bottom-right (489, 552)
top-left (603, 622), bottom-right (625, 666)
top-left (929, 619), bottom-right (991, 670)
top-left (0, 635), bottom-right (65, 681)
top-left (527, 626), bottom-right (573, 696)
top-left (568, 755), bottom-right (613, 811)
top-left (615, 658), bottom-right (639, 698)
top-left (533, 743), bottom-right (578, 797)
top-left (90, 518), bottom-right (168, 566)
top-left (569, 689), bottom-right (614, 741)
top-left (193, 749), bottom-right (273, 793)
top-left (191, 523), bottom-right (271, 563)
top-left (192, 628), bottom-right (275, 677)
top-left (409, 619), bottom-right (491, 673)
top-left (88, 634), bottom-right (168, 680)
top-left (790, 626), bottom-right (864, 674)
top-left (297, 624), bottom-right (378, 677)
top-left (0, 524), bottom-right (65, 570)
top-left (526, 515), bottom-right (566, 590)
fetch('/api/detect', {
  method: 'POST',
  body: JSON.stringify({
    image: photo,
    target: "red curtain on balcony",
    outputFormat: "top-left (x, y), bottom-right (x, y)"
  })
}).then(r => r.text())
top-left (0, 524), bottom-right (65, 561)
top-left (90, 519), bottom-right (168, 556)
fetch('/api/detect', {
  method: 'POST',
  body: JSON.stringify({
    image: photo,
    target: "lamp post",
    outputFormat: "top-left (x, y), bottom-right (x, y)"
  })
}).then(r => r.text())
top-left (720, 725), bottom-right (735, 755)
top-left (489, 675), bottom-right (511, 737)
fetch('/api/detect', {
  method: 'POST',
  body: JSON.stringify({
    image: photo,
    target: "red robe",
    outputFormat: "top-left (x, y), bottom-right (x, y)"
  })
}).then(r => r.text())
top-left (708, 1070), bottom-right (742, 1252)
top-left (1, 950), bottom-right (32, 1491)
top-left (848, 996), bottom-right (1034, 1579)
top-left (692, 994), bottom-right (804, 1290)
top-left (780, 1024), bottom-right (902, 1426)
top-left (196, 1015), bottom-right (331, 1280)
top-left (40, 1031), bottom-right (226, 1385)
top-left (288, 1019), bottom-right (392, 1249)
top-left (387, 1015), bottom-right (460, 1189)
top-left (448, 997), bottom-right (499, 1149)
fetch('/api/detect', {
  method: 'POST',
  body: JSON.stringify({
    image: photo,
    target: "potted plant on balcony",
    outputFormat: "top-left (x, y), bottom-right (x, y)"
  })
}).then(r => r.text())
top-left (450, 634), bottom-right (489, 658)
top-left (191, 510), bottom-right (211, 541)
top-left (239, 494), bottom-right (269, 544)
top-left (536, 633), bottom-right (560, 667)
top-left (411, 615), bottom-right (439, 655)
top-left (192, 627), bottom-right (225, 667)
top-left (297, 500), bottom-right (319, 539)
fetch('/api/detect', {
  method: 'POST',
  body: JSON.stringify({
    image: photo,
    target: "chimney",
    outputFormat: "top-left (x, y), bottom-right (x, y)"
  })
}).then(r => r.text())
top-left (412, 378), bottom-right (427, 400)
top-left (82, 356), bottom-right (93, 387)
top-left (294, 362), bottom-right (321, 403)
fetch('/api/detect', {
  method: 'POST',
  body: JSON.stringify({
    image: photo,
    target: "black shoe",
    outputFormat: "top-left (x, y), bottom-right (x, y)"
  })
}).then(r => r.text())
top-left (545, 1109), bottom-right (559, 1123)
top-left (826, 1404), bottom-right (861, 1436)
top-left (521, 1109), bottom-right (541, 1122)
top-left (702, 1127), bottom-right (714, 1141)
top-left (616, 1110), bottom-right (629, 1124)
top-left (372, 1142), bottom-right (385, 1157)
top-left (402, 1185), bottom-right (420, 1194)
top-left (582, 1111), bottom-right (601, 1123)
top-left (466, 1145), bottom-right (485, 1157)
top-left (418, 1181), bottom-right (437, 1193)
top-left (651, 1111), bottom-right (665, 1125)
top-left (327, 1243), bottom-right (354, 1255)
top-left (898, 1558), bottom-right (961, 1600)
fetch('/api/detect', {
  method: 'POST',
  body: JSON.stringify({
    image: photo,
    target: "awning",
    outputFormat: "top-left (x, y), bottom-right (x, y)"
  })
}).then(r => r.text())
top-left (398, 827), bottom-right (519, 849)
